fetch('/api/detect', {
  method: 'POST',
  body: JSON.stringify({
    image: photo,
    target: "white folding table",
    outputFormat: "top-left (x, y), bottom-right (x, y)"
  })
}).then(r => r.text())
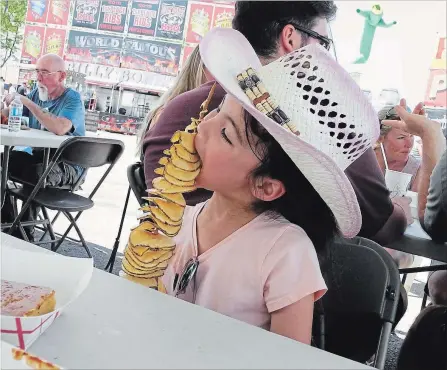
top-left (0, 129), bottom-right (95, 238)
top-left (1, 128), bottom-right (72, 206)
top-left (0, 233), bottom-right (371, 370)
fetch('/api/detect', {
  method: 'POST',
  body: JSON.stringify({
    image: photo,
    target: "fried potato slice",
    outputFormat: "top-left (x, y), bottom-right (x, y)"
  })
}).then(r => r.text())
top-left (154, 167), bottom-right (164, 176)
top-left (129, 228), bottom-right (176, 249)
top-left (145, 189), bottom-right (186, 207)
top-left (143, 205), bottom-right (182, 227)
top-left (171, 144), bottom-right (200, 163)
top-left (126, 246), bottom-right (173, 268)
top-left (122, 258), bottom-right (165, 278)
top-left (171, 131), bottom-right (197, 154)
top-left (131, 221), bottom-right (158, 233)
top-left (147, 197), bottom-right (184, 222)
top-left (142, 213), bottom-right (182, 237)
top-left (164, 162), bottom-right (201, 182)
top-left (164, 172), bottom-right (195, 187)
top-left (152, 177), bottom-right (196, 194)
top-left (169, 149), bottom-right (202, 171)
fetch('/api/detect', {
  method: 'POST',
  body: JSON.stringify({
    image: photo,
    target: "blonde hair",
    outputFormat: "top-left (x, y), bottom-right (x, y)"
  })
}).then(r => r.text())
top-left (137, 46), bottom-right (206, 156)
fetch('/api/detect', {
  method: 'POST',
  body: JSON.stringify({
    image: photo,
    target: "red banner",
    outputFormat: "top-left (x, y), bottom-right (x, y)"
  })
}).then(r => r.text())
top-left (26, 0), bottom-right (49, 23)
top-left (212, 5), bottom-right (234, 29)
top-left (185, 2), bottom-right (213, 44)
top-left (21, 25), bottom-right (45, 65)
top-left (424, 37), bottom-right (446, 107)
top-left (181, 45), bottom-right (195, 68)
top-left (47, 0), bottom-right (70, 25)
top-left (43, 28), bottom-right (67, 57)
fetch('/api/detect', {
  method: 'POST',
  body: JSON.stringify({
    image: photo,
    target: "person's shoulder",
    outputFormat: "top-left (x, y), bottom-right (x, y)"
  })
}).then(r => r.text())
top-left (28, 88), bottom-right (40, 101)
top-left (255, 215), bottom-right (313, 252)
top-left (167, 81), bottom-right (225, 109)
top-left (64, 87), bottom-right (82, 102)
top-left (64, 88), bottom-right (82, 101)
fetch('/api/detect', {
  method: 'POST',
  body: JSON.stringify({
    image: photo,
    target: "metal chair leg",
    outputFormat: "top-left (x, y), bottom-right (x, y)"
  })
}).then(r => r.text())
top-left (41, 207), bottom-right (56, 250)
top-left (374, 322), bottom-right (392, 370)
top-left (421, 292), bottom-right (429, 310)
top-left (63, 211), bottom-right (92, 258)
top-left (105, 185), bottom-right (131, 273)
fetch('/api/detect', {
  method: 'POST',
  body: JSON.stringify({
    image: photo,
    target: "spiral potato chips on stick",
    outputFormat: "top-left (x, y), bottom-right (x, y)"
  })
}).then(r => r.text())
top-left (120, 83), bottom-right (217, 291)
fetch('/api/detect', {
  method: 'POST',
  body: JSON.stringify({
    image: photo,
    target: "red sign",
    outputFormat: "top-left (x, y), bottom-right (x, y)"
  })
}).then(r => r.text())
top-left (424, 37), bottom-right (446, 107)
top-left (425, 69), bottom-right (446, 107)
top-left (181, 45), bottom-right (195, 68)
top-left (128, 0), bottom-right (159, 36)
top-left (26, 0), bottom-right (49, 23)
top-left (21, 25), bottom-right (45, 65)
top-left (185, 2), bottom-right (214, 44)
top-left (98, 0), bottom-right (128, 33)
top-left (43, 28), bottom-right (67, 57)
top-left (47, 0), bottom-right (70, 25)
top-left (212, 5), bottom-right (234, 29)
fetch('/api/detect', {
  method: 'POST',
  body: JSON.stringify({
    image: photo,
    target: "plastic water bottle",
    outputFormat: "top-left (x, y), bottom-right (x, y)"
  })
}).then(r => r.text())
top-left (8, 95), bottom-right (23, 132)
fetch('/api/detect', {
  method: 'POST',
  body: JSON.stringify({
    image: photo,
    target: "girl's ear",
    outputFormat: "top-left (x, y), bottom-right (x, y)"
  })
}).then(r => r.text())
top-left (251, 176), bottom-right (285, 202)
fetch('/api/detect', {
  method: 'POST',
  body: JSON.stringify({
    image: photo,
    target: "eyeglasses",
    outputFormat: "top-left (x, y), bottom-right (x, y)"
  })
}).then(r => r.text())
top-left (291, 23), bottom-right (333, 51)
top-left (35, 69), bottom-right (62, 77)
top-left (173, 257), bottom-right (199, 299)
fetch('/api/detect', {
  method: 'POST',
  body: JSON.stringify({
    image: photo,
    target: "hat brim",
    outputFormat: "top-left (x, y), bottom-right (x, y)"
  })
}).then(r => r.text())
top-left (200, 28), bottom-right (362, 237)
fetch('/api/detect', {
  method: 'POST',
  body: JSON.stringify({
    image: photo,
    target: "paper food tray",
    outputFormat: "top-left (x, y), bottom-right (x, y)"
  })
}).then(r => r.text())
top-left (1, 245), bottom-right (93, 349)
top-left (1, 340), bottom-right (63, 369)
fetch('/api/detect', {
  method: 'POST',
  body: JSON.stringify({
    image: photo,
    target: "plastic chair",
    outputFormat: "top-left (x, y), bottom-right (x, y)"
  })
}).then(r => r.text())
top-left (105, 162), bottom-right (146, 272)
top-left (7, 137), bottom-right (124, 257)
top-left (314, 237), bottom-right (401, 369)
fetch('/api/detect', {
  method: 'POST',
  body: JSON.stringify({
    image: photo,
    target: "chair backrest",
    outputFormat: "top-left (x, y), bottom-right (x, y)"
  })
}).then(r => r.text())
top-left (53, 136), bottom-right (124, 169)
top-left (316, 238), bottom-right (400, 364)
top-left (127, 162), bottom-right (146, 206)
top-left (349, 236), bottom-right (402, 323)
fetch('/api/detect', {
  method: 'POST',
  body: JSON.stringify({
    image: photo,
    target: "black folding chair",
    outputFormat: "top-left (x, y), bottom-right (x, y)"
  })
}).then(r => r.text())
top-left (313, 237), bottom-right (401, 370)
top-left (6, 137), bottom-right (124, 258)
top-left (105, 162), bottom-right (146, 272)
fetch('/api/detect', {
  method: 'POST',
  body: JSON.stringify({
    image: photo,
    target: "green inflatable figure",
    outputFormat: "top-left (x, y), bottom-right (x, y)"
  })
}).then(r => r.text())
top-left (354, 4), bottom-right (396, 64)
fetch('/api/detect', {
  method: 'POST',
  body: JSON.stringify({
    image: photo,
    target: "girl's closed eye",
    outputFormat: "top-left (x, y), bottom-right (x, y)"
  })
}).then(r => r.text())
top-left (221, 127), bottom-right (232, 145)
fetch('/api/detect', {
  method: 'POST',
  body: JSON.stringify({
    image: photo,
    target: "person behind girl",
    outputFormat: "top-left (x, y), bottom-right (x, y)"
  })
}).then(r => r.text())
top-left (137, 45), bottom-right (211, 157)
top-left (375, 103), bottom-right (421, 192)
top-left (161, 28), bottom-right (379, 344)
top-left (397, 305), bottom-right (447, 370)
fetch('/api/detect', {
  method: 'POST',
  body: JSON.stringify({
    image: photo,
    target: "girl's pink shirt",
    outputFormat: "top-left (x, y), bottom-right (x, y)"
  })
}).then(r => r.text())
top-left (163, 202), bottom-right (327, 330)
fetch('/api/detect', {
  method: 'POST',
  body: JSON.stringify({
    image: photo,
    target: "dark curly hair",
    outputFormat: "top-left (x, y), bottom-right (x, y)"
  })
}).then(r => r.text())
top-left (232, 1), bottom-right (337, 58)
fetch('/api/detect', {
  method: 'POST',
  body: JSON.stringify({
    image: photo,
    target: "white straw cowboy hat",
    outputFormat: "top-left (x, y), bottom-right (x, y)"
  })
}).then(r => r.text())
top-left (200, 28), bottom-right (379, 238)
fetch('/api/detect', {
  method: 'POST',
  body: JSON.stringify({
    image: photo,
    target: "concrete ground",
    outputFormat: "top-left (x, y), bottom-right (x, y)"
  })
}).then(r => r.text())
top-left (9, 130), bottom-right (431, 369)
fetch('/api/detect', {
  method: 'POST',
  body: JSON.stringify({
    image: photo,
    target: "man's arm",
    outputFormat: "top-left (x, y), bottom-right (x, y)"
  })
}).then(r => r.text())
top-left (423, 150), bottom-right (447, 242)
top-left (20, 96), bottom-right (72, 136)
top-left (345, 147), bottom-right (407, 245)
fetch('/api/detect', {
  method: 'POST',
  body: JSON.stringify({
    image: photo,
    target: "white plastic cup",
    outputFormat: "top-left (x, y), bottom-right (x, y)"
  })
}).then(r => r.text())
top-left (385, 170), bottom-right (412, 198)
top-left (406, 190), bottom-right (418, 219)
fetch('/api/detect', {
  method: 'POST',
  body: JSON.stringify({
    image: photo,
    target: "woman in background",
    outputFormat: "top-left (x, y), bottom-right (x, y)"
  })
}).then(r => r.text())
top-left (137, 45), bottom-right (210, 157)
top-left (375, 104), bottom-right (421, 192)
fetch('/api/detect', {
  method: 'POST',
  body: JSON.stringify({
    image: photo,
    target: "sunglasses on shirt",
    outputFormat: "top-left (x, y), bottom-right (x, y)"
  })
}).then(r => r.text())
top-left (173, 257), bottom-right (199, 299)
top-left (290, 22), bottom-right (333, 51)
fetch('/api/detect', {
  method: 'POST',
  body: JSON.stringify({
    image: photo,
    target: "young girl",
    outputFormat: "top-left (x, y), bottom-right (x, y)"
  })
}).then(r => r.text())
top-left (162, 28), bottom-right (379, 344)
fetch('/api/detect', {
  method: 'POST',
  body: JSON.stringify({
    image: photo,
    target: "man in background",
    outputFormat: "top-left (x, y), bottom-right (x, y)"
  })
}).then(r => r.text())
top-left (1, 53), bottom-right (86, 241)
